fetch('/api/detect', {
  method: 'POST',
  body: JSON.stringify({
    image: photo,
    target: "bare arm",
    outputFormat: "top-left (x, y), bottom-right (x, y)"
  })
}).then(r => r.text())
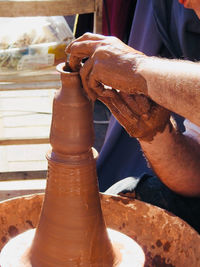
top-left (67, 33), bottom-right (200, 196)
top-left (138, 57), bottom-right (200, 127)
top-left (67, 33), bottom-right (200, 126)
top-left (139, 119), bottom-right (200, 197)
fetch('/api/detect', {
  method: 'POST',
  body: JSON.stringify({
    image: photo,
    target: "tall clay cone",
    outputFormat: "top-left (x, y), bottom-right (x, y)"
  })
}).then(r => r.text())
top-left (30, 63), bottom-right (117, 266)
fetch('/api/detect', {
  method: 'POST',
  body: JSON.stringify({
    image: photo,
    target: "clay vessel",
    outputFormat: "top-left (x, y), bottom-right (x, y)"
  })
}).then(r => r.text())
top-left (30, 63), bottom-right (116, 266)
top-left (0, 63), bottom-right (145, 267)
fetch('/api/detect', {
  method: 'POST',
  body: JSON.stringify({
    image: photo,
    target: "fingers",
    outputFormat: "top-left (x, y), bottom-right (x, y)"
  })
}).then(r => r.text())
top-left (99, 90), bottom-right (139, 122)
top-left (66, 32), bottom-right (105, 54)
top-left (66, 33), bottom-right (112, 71)
top-left (67, 40), bottom-right (103, 57)
top-left (80, 56), bottom-right (117, 101)
top-left (67, 41), bottom-right (101, 71)
top-left (68, 55), bottom-right (82, 72)
top-left (80, 59), bottom-right (138, 123)
top-left (67, 37), bottom-right (107, 73)
top-left (89, 74), bottom-right (117, 98)
top-left (67, 32), bottom-right (105, 48)
top-left (134, 95), bottom-right (150, 114)
top-left (80, 57), bottom-right (98, 101)
top-left (99, 96), bottom-right (137, 137)
top-left (99, 96), bottom-right (131, 128)
top-left (80, 57), bottom-right (140, 122)
top-left (119, 92), bottom-right (150, 116)
top-left (119, 92), bottom-right (139, 114)
top-left (111, 94), bottom-right (139, 122)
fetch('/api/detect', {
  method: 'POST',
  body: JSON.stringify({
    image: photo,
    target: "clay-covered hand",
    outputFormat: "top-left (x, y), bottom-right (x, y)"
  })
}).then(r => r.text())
top-left (98, 91), bottom-right (170, 142)
top-left (66, 33), bottom-right (148, 101)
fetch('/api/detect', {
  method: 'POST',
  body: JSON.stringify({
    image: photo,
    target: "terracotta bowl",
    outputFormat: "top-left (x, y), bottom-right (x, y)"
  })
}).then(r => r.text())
top-left (0, 193), bottom-right (199, 267)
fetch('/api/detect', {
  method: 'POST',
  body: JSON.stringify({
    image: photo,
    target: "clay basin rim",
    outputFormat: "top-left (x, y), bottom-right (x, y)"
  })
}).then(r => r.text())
top-left (0, 194), bottom-right (199, 267)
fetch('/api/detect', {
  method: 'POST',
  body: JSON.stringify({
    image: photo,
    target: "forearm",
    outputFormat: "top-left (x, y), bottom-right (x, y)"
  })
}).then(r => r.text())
top-left (139, 119), bottom-right (200, 197)
top-left (137, 57), bottom-right (200, 126)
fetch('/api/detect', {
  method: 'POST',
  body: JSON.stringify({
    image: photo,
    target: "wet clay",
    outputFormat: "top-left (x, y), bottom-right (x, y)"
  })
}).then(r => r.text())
top-left (0, 63), bottom-right (145, 267)
top-left (67, 48), bottom-right (169, 142)
top-left (30, 63), bottom-right (117, 266)
top-left (98, 93), bottom-right (170, 142)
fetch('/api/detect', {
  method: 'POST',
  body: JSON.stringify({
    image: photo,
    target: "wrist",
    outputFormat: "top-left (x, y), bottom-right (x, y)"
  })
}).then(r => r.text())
top-left (139, 116), bottom-right (176, 144)
top-left (136, 56), bottom-right (160, 97)
top-left (138, 107), bottom-right (171, 142)
top-left (130, 54), bottom-right (148, 95)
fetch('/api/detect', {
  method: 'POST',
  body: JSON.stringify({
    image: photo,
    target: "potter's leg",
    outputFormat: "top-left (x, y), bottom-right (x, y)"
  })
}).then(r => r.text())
top-left (105, 174), bottom-right (200, 233)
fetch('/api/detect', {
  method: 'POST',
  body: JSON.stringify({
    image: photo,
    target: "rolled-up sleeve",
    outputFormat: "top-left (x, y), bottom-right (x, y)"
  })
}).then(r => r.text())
top-left (184, 119), bottom-right (200, 143)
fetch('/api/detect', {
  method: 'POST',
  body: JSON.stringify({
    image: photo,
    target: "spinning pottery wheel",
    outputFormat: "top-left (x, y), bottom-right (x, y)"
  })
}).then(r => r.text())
top-left (0, 63), bottom-right (199, 266)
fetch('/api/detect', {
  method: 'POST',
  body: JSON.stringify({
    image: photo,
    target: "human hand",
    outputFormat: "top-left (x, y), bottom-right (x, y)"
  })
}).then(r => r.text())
top-left (98, 91), bottom-right (170, 142)
top-left (66, 33), bottom-right (148, 101)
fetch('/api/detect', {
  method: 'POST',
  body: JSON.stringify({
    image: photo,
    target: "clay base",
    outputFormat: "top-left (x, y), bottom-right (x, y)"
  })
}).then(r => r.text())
top-left (0, 228), bottom-right (145, 267)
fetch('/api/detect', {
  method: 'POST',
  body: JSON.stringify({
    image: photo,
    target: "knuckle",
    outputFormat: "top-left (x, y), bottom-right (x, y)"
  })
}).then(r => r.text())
top-left (105, 36), bottom-right (118, 44)
top-left (109, 36), bottom-right (118, 42)
top-left (82, 32), bottom-right (94, 39)
top-left (94, 47), bottom-right (108, 58)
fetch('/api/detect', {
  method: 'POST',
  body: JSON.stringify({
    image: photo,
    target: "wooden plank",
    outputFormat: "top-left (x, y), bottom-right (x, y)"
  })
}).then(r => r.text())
top-left (0, 90), bottom-right (53, 141)
top-left (0, 67), bottom-right (60, 83)
top-left (0, 68), bottom-right (60, 90)
top-left (0, 137), bottom-right (49, 145)
top-left (0, 144), bottom-right (49, 172)
top-left (0, 0), bottom-right (95, 17)
top-left (0, 171), bottom-right (47, 180)
top-left (94, 0), bottom-right (103, 33)
top-left (0, 89), bottom-right (52, 172)
top-left (0, 81), bottom-right (60, 91)
top-left (0, 179), bottom-right (46, 201)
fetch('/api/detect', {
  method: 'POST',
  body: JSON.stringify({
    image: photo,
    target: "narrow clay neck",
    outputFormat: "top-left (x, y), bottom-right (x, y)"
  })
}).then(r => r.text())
top-left (30, 63), bottom-right (117, 266)
top-left (50, 63), bottom-right (95, 157)
top-left (56, 71), bottom-right (85, 104)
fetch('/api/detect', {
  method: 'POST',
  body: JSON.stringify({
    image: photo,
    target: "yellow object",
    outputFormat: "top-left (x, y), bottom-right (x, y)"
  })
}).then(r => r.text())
top-left (48, 42), bottom-right (67, 62)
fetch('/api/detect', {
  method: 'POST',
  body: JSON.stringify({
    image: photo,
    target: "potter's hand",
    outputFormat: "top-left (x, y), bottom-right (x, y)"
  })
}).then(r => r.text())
top-left (66, 33), bottom-right (148, 101)
top-left (99, 92), bottom-right (170, 142)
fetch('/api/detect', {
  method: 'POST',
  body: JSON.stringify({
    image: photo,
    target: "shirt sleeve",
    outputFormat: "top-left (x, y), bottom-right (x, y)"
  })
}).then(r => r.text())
top-left (184, 119), bottom-right (200, 143)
